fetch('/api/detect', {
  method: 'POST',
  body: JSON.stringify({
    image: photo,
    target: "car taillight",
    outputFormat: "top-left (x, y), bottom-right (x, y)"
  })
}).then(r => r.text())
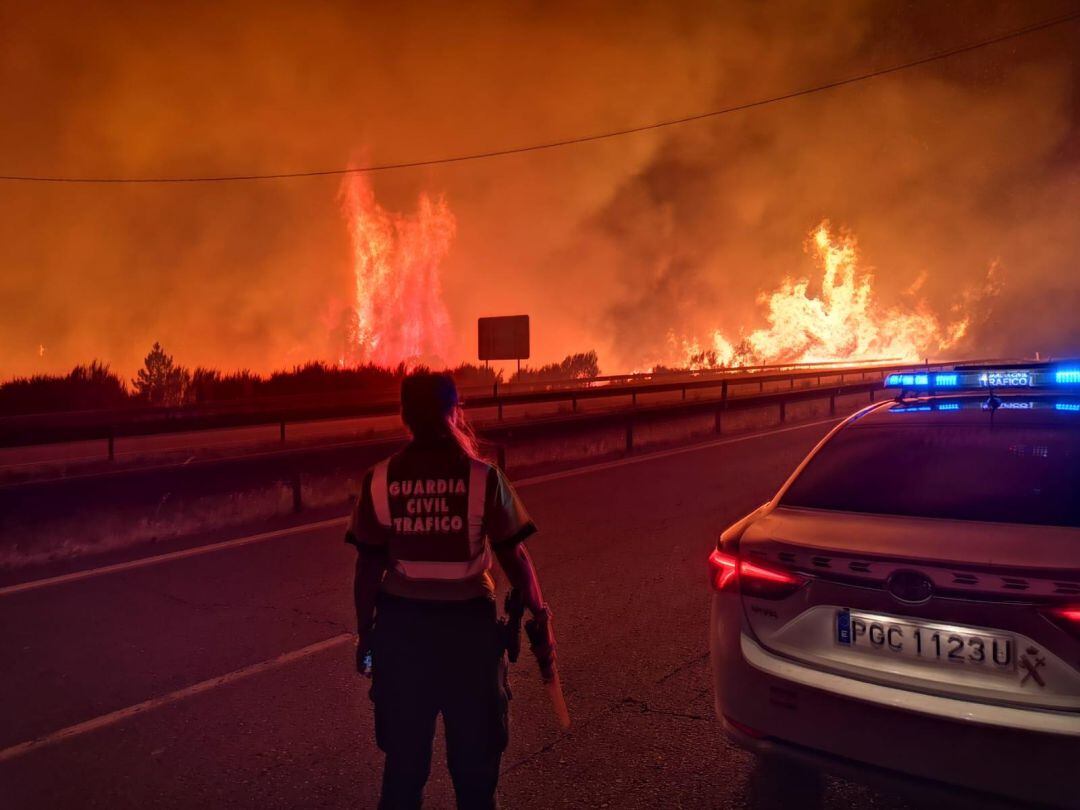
top-left (709, 548), bottom-right (807, 599)
top-left (709, 549), bottom-right (739, 591)
top-left (1043, 605), bottom-right (1080, 639)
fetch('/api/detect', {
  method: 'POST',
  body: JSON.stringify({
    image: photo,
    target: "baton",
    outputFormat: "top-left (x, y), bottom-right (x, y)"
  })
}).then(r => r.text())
top-left (542, 667), bottom-right (571, 730)
top-left (525, 614), bottom-right (571, 729)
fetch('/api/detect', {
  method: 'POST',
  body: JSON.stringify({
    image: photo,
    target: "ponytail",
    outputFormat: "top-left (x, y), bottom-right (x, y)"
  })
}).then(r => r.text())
top-left (447, 406), bottom-right (480, 460)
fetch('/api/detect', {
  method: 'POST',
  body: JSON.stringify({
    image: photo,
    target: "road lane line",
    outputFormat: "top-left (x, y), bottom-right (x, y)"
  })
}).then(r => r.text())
top-left (0, 518), bottom-right (348, 597)
top-left (0, 416), bottom-right (843, 598)
top-left (0, 633), bottom-right (354, 764)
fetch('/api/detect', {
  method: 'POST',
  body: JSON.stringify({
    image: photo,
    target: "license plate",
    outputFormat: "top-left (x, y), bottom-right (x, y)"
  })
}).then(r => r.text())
top-left (835, 609), bottom-right (1015, 670)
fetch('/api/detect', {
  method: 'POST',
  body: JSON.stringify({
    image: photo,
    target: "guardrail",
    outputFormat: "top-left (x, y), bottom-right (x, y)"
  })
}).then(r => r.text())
top-left (0, 368), bottom-right (929, 561)
top-left (484, 356), bottom-right (905, 396)
top-left (0, 359), bottom-right (955, 458)
top-left (0, 372), bottom-right (894, 512)
top-left (481, 374), bottom-right (898, 466)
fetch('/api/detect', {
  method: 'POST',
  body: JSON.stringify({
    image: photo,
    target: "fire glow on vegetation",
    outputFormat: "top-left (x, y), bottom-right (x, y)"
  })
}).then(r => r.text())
top-left (678, 221), bottom-right (994, 369)
top-left (339, 175), bottom-right (456, 367)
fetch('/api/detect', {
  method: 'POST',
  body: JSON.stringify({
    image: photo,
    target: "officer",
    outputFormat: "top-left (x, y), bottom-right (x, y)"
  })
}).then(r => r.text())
top-left (347, 370), bottom-right (555, 810)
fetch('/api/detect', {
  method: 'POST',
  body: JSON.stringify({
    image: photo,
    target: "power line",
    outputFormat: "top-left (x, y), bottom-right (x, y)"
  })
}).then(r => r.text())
top-left (2, 10), bottom-right (1078, 185)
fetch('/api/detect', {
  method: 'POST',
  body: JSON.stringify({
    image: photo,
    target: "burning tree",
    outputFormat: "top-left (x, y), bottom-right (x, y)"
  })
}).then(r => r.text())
top-left (339, 175), bottom-right (456, 368)
top-left (133, 342), bottom-right (190, 406)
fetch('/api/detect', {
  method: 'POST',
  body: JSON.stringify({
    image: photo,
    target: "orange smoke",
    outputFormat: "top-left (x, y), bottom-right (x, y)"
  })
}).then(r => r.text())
top-left (679, 221), bottom-right (996, 369)
top-left (339, 175), bottom-right (456, 367)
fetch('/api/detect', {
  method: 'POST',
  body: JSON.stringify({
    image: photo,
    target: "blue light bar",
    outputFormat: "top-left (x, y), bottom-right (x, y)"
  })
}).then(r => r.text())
top-left (884, 372), bottom-right (971, 387)
top-left (884, 363), bottom-right (1080, 392)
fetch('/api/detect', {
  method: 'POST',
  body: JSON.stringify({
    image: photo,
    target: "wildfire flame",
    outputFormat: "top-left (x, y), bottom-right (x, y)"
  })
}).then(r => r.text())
top-left (679, 221), bottom-right (996, 369)
top-left (334, 183), bottom-right (992, 375)
top-left (339, 175), bottom-right (456, 367)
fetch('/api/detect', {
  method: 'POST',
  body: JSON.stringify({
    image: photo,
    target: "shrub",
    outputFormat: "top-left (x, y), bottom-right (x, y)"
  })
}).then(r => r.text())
top-left (0, 361), bottom-right (130, 415)
top-left (510, 351), bottom-right (601, 384)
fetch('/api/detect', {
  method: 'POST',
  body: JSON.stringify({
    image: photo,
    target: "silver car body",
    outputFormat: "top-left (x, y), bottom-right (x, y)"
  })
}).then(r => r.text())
top-left (710, 392), bottom-right (1080, 806)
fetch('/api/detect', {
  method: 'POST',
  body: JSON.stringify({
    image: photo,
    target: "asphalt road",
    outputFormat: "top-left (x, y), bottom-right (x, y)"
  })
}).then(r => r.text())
top-left (0, 419), bottom-right (949, 809)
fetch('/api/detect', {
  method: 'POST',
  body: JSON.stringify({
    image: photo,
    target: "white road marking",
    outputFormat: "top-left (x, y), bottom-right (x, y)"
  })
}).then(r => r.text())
top-left (0, 416), bottom-right (842, 599)
top-left (0, 634), bottom-right (354, 764)
top-left (0, 518), bottom-right (348, 598)
top-left (0, 416), bottom-right (845, 763)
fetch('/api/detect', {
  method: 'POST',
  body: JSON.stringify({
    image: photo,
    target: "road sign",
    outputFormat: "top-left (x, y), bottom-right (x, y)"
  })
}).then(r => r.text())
top-left (478, 315), bottom-right (530, 361)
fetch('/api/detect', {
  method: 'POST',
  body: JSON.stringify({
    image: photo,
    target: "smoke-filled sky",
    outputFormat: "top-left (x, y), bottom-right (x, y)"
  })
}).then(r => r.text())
top-left (1, 0), bottom-right (1078, 379)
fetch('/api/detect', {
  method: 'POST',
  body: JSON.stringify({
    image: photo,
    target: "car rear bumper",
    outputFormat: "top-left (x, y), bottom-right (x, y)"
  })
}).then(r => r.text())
top-left (710, 595), bottom-right (1080, 807)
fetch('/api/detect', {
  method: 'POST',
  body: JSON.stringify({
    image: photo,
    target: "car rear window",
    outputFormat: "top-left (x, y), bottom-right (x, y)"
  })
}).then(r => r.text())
top-left (780, 424), bottom-right (1080, 527)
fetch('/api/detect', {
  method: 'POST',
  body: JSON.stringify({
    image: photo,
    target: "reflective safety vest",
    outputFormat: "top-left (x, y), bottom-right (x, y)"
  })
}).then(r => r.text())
top-left (368, 454), bottom-right (492, 582)
top-left (346, 437), bottom-right (535, 599)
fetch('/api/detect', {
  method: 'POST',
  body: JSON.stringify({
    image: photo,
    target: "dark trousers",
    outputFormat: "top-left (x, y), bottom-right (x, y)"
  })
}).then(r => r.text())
top-left (371, 594), bottom-right (509, 810)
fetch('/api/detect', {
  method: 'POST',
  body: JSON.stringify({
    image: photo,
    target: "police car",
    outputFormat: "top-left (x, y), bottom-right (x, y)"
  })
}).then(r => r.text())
top-left (709, 363), bottom-right (1080, 806)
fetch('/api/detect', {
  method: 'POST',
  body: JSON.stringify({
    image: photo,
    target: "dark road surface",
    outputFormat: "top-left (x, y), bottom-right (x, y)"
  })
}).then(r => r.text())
top-left (0, 419), bottom-right (958, 809)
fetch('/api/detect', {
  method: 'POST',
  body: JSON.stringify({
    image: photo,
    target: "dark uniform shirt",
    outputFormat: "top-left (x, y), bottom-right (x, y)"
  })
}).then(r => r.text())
top-left (346, 437), bottom-right (536, 601)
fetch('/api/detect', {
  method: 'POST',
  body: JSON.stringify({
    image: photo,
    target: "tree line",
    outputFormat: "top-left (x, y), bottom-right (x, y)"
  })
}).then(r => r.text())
top-left (0, 343), bottom-right (601, 416)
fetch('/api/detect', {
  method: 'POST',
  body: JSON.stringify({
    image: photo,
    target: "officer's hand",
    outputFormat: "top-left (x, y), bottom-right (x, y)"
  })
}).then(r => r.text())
top-left (525, 606), bottom-right (557, 679)
top-left (355, 637), bottom-right (372, 677)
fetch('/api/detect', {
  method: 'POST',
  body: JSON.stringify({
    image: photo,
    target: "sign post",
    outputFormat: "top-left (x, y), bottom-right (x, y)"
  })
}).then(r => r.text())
top-left (478, 315), bottom-right (530, 375)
